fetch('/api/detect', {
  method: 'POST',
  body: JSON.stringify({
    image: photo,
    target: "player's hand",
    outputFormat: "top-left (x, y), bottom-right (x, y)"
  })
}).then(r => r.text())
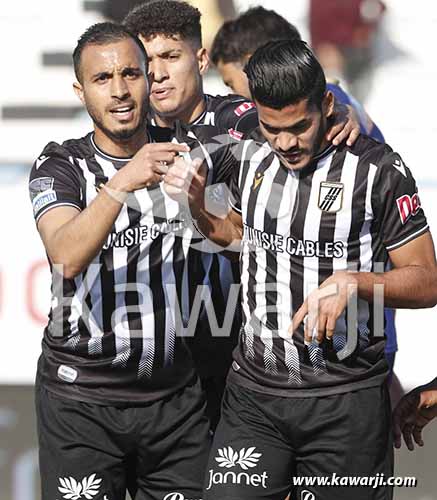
top-left (393, 387), bottom-right (437, 451)
top-left (109, 142), bottom-right (190, 193)
top-left (163, 156), bottom-right (207, 215)
top-left (290, 271), bottom-right (358, 344)
top-left (327, 103), bottom-right (360, 147)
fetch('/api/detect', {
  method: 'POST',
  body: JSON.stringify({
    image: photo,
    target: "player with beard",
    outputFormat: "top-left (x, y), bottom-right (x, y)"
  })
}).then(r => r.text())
top-left (29, 22), bottom-right (214, 500)
top-left (163, 40), bottom-right (437, 500)
top-left (123, 0), bottom-right (365, 430)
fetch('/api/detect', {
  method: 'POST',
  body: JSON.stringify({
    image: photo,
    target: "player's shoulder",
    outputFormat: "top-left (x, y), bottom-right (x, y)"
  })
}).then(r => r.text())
top-left (207, 93), bottom-right (255, 115)
top-left (30, 133), bottom-right (94, 184)
top-left (346, 134), bottom-right (412, 179)
top-left (34, 133), bottom-right (94, 166)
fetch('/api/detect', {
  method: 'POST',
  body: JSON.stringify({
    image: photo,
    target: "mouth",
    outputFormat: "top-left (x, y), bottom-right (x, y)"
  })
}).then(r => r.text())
top-left (110, 104), bottom-right (135, 121)
top-left (279, 150), bottom-right (303, 164)
top-left (152, 87), bottom-right (173, 100)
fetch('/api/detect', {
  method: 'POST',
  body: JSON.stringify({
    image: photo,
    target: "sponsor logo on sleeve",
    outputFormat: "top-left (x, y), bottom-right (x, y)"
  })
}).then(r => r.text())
top-left (396, 193), bottom-right (421, 224)
top-left (228, 128), bottom-right (244, 141)
top-left (32, 189), bottom-right (57, 215)
top-left (29, 177), bottom-right (54, 201)
top-left (233, 102), bottom-right (255, 117)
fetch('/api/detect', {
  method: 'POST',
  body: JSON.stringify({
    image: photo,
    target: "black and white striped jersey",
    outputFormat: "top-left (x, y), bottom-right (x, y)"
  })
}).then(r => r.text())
top-left (28, 126), bottom-right (235, 405)
top-left (183, 94), bottom-right (258, 377)
top-left (228, 132), bottom-right (428, 397)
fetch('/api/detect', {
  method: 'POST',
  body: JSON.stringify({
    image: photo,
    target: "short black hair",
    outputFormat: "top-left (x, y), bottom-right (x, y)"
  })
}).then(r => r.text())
top-left (123, 0), bottom-right (202, 47)
top-left (73, 22), bottom-right (147, 82)
top-left (245, 40), bottom-right (326, 111)
top-left (211, 6), bottom-right (301, 66)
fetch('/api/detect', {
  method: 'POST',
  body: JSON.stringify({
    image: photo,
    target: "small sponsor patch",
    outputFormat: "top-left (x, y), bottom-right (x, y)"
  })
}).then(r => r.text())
top-left (32, 189), bottom-right (57, 215)
top-left (228, 128), bottom-right (244, 141)
top-left (29, 177), bottom-right (54, 201)
top-left (232, 361), bottom-right (241, 371)
top-left (234, 102), bottom-right (255, 117)
top-left (57, 365), bottom-right (78, 383)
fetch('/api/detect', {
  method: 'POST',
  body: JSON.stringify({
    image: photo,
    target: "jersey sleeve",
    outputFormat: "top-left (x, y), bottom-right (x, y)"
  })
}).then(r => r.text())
top-left (29, 143), bottom-right (83, 223)
top-left (373, 150), bottom-right (428, 252)
top-left (214, 96), bottom-right (259, 138)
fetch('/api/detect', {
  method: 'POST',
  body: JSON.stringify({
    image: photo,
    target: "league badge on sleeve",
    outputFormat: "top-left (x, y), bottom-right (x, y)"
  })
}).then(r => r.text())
top-left (318, 182), bottom-right (344, 213)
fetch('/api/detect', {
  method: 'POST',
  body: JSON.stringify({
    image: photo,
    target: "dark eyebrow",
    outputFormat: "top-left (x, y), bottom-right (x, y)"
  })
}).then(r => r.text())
top-left (122, 66), bottom-right (143, 74)
top-left (261, 118), bottom-right (310, 133)
top-left (91, 71), bottom-right (111, 80)
top-left (156, 49), bottom-right (183, 58)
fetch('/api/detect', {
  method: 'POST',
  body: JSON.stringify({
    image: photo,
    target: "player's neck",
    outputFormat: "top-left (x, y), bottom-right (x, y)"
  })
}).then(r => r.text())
top-left (93, 125), bottom-right (149, 158)
top-left (154, 94), bottom-right (206, 128)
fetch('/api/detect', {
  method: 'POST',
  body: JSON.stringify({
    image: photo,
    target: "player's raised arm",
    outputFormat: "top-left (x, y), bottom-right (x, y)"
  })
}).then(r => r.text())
top-left (33, 142), bottom-right (188, 279)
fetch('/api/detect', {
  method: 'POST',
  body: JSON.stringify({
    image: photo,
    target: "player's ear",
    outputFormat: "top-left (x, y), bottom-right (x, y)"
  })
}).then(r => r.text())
top-left (196, 47), bottom-right (209, 76)
top-left (73, 81), bottom-right (85, 105)
top-left (323, 90), bottom-right (335, 119)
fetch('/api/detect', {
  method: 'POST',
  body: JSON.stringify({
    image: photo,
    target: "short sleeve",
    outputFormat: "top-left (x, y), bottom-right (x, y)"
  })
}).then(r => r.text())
top-left (29, 144), bottom-right (83, 223)
top-left (215, 97), bottom-right (259, 138)
top-left (373, 151), bottom-right (428, 251)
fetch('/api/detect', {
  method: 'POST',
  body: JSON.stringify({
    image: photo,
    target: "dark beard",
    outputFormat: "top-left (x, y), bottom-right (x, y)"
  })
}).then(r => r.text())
top-left (87, 99), bottom-right (149, 143)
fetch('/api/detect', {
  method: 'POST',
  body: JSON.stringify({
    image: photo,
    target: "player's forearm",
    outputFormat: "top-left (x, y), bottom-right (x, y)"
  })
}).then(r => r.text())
top-left (355, 266), bottom-right (437, 308)
top-left (194, 206), bottom-right (242, 255)
top-left (49, 183), bottom-right (126, 278)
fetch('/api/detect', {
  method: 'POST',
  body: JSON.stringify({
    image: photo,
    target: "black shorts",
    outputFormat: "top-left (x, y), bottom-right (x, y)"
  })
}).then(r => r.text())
top-left (36, 378), bottom-right (210, 500)
top-left (204, 382), bottom-right (393, 500)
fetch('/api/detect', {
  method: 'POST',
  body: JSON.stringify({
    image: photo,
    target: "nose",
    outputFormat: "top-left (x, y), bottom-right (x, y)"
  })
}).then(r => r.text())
top-left (275, 132), bottom-right (298, 152)
top-left (149, 59), bottom-right (169, 83)
top-left (111, 74), bottom-right (130, 100)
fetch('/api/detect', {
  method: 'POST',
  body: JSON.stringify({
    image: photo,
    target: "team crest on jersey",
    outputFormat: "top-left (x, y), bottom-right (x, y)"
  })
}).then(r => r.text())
top-left (318, 182), bottom-right (344, 212)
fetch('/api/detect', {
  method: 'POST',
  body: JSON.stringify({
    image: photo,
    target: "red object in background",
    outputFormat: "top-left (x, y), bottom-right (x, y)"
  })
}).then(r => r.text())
top-left (310, 0), bottom-right (386, 49)
top-left (26, 259), bottom-right (49, 325)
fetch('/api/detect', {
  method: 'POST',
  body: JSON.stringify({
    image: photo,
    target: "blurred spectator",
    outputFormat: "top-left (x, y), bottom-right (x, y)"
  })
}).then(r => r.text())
top-left (103, 0), bottom-right (148, 22)
top-left (309, 0), bottom-right (385, 102)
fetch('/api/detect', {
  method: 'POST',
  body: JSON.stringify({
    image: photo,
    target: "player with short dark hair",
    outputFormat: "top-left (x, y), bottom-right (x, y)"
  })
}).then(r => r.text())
top-left (72, 22), bottom-right (148, 83)
top-left (164, 39), bottom-right (437, 500)
top-left (210, 6), bottom-right (301, 98)
top-left (123, 0), bottom-right (365, 431)
top-left (30, 21), bottom-right (217, 500)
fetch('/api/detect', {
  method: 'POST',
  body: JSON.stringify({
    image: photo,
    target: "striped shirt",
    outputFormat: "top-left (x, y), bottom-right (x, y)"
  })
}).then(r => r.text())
top-left (29, 126), bottom-right (234, 405)
top-left (229, 132), bottom-right (428, 397)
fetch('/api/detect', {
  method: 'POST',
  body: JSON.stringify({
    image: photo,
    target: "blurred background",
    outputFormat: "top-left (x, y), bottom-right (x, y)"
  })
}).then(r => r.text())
top-left (0, 1), bottom-right (436, 498)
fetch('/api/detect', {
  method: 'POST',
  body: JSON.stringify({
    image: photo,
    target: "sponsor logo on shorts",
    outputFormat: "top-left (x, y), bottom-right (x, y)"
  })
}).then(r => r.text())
top-left (57, 473), bottom-right (105, 499)
top-left (301, 490), bottom-right (316, 500)
top-left (206, 446), bottom-right (268, 491)
top-left (162, 493), bottom-right (201, 500)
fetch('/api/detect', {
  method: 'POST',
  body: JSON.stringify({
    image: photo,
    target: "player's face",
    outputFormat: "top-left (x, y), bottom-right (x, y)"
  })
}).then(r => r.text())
top-left (257, 94), bottom-right (333, 171)
top-left (140, 34), bottom-right (208, 122)
top-left (217, 60), bottom-right (250, 98)
top-left (73, 39), bottom-right (149, 143)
